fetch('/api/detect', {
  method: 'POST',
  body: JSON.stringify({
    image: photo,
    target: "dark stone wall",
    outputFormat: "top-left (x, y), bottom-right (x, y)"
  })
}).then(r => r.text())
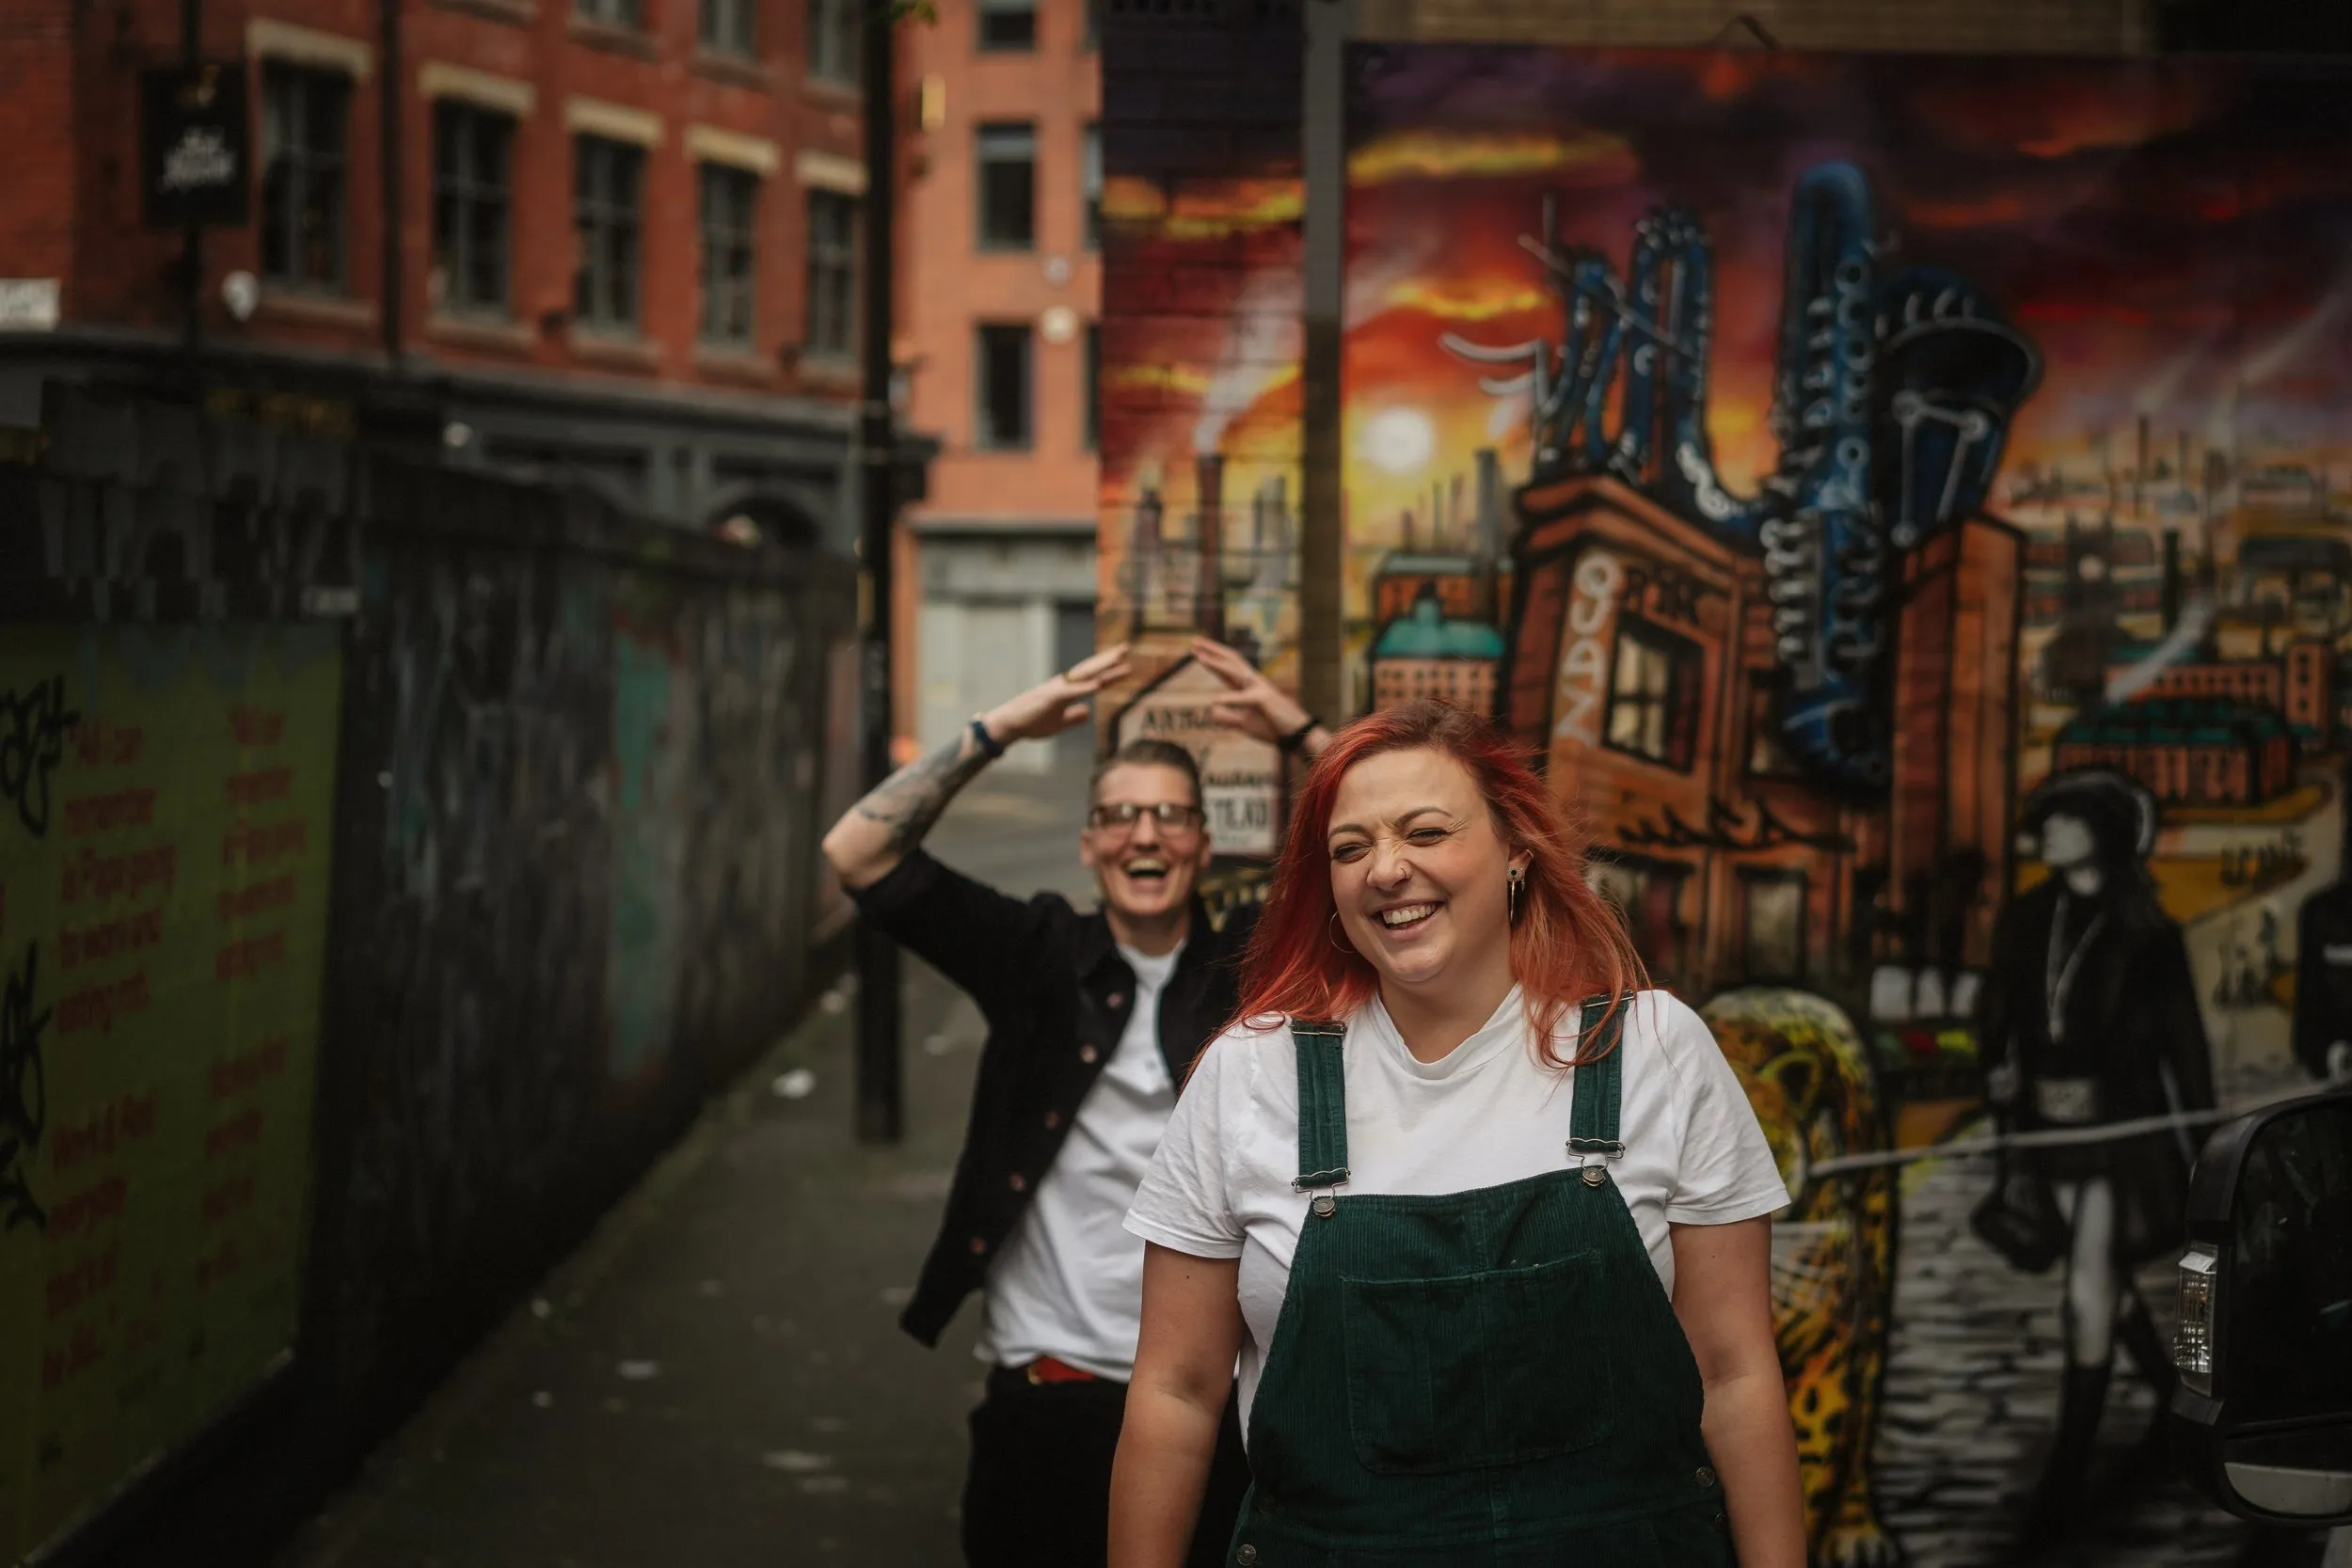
top-left (7, 385), bottom-right (852, 1567)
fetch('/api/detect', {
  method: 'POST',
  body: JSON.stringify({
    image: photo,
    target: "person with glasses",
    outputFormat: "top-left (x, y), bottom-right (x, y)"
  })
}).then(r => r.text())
top-left (820, 636), bottom-right (1330, 1568)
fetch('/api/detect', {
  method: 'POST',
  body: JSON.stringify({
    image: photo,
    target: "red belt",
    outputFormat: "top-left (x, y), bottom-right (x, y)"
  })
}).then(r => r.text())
top-left (1022, 1355), bottom-right (1099, 1385)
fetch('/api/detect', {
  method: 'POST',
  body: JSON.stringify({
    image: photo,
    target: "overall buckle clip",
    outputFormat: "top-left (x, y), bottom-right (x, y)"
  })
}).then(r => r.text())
top-left (1567, 1137), bottom-right (1625, 1187)
top-left (1293, 1167), bottom-right (1349, 1217)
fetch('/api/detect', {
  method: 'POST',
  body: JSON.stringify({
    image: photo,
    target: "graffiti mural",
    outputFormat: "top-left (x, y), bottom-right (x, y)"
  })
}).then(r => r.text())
top-left (1099, 40), bottom-right (2352, 1566)
top-left (1331, 44), bottom-right (2352, 1563)
top-left (1096, 12), bottom-right (1309, 917)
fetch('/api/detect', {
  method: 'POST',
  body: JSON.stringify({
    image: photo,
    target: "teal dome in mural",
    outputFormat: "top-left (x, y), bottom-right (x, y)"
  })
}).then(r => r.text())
top-left (1373, 588), bottom-right (1504, 661)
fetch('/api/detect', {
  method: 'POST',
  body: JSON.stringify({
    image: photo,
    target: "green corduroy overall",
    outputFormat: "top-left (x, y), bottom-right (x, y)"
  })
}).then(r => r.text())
top-left (1220, 1000), bottom-right (1735, 1567)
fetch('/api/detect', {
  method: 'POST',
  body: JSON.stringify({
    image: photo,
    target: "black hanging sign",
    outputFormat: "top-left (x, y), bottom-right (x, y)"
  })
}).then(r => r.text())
top-left (140, 62), bottom-right (250, 228)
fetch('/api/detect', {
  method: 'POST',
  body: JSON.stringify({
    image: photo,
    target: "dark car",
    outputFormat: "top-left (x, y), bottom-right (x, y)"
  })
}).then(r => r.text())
top-left (2169, 1085), bottom-right (2352, 1534)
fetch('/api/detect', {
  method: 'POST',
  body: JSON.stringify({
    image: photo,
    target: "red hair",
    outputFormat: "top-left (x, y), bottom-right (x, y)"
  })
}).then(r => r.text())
top-left (1227, 700), bottom-right (1645, 1069)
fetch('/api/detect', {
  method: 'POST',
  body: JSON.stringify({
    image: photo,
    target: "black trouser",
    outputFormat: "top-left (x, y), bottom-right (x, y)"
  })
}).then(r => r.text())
top-left (961, 1365), bottom-right (1253, 1568)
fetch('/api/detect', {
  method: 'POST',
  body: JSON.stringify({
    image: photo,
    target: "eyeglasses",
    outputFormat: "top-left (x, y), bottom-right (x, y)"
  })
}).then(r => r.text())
top-left (1088, 801), bottom-right (1204, 835)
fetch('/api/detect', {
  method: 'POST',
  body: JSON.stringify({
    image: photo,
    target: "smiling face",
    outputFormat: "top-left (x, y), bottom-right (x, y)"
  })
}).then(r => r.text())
top-left (1327, 747), bottom-right (1528, 1002)
top-left (1081, 762), bottom-right (1213, 924)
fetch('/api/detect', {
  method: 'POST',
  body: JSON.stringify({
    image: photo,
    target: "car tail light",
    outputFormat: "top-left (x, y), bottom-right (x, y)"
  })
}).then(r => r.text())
top-left (2176, 1243), bottom-right (2218, 1396)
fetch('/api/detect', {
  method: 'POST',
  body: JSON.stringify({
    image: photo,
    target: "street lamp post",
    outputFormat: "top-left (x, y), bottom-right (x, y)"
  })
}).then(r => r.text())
top-left (180, 0), bottom-right (202, 357)
top-left (853, 0), bottom-right (903, 1144)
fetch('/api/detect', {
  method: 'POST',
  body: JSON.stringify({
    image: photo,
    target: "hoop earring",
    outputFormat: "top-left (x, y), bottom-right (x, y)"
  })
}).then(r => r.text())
top-left (1507, 867), bottom-right (1524, 927)
top-left (1328, 911), bottom-right (1355, 954)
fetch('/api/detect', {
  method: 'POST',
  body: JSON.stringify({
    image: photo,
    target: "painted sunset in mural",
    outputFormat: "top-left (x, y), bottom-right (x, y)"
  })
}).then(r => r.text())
top-left (1343, 48), bottom-right (2352, 722)
top-left (1345, 49), bottom-right (2352, 516)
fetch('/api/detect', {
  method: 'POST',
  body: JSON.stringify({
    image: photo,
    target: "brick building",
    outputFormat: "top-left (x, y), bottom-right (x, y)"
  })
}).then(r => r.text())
top-left (0, 0), bottom-right (929, 541)
top-left (2115, 639), bottom-right (2336, 742)
top-left (2053, 698), bottom-right (2298, 806)
top-left (1369, 584), bottom-right (1503, 711)
top-left (894, 0), bottom-right (1101, 769)
top-left (1498, 474), bottom-right (2024, 1007)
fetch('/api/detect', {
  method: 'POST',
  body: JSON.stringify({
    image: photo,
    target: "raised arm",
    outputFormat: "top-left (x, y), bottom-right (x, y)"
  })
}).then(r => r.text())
top-left (1191, 637), bottom-right (1334, 763)
top-left (820, 643), bottom-right (1133, 889)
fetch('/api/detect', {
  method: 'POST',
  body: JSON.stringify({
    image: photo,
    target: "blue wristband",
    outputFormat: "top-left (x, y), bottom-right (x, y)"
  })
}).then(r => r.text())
top-left (969, 716), bottom-right (1007, 759)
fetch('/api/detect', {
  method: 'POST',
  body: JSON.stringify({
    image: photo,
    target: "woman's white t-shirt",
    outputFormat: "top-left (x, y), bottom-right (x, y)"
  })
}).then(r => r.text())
top-left (1123, 986), bottom-right (1790, 1436)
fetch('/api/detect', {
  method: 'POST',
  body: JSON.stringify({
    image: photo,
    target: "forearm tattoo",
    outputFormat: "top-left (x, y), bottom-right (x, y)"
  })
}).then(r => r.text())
top-left (851, 733), bottom-right (991, 854)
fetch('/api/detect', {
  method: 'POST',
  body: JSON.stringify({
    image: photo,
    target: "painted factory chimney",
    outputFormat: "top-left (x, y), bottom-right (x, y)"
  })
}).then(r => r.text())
top-left (1248, 474), bottom-right (1290, 593)
top-left (1129, 483), bottom-right (1165, 641)
top-left (2161, 528), bottom-right (2181, 633)
top-left (2137, 415), bottom-right (2151, 510)
top-left (1195, 452), bottom-right (1226, 640)
top-left (1473, 447), bottom-right (1504, 626)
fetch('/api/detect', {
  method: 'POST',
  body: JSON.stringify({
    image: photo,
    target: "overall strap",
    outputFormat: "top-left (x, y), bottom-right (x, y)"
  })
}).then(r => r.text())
top-left (1567, 995), bottom-right (1629, 1158)
top-left (1290, 1022), bottom-right (1351, 1191)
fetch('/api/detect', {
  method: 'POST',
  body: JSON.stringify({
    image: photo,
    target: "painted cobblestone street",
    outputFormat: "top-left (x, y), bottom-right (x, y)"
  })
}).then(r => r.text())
top-left (1877, 1144), bottom-right (2195, 1564)
top-left (1871, 1083), bottom-right (2332, 1568)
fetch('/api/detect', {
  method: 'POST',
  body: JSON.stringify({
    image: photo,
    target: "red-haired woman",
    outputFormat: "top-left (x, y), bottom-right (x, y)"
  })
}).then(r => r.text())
top-left (1106, 700), bottom-right (1805, 1568)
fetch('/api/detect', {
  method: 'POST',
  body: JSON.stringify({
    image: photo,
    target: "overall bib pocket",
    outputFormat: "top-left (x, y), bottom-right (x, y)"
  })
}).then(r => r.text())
top-left (1339, 1251), bottom-right (1615, 1474)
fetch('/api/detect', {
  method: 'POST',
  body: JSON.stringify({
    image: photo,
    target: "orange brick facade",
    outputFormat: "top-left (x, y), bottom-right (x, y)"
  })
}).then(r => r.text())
top-left (2, 4), bottom-right (80, 328)
top-left (1, 0), bottom-right (920, 538)
top-left (892, 0), bottom-right (1102, 763)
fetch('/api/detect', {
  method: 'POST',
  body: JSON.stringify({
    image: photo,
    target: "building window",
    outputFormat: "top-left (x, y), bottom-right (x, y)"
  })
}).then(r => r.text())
top-left (809, 0), bottom-right (860, 84)
top-left (260, 63), bottom-right (351, 292)
top-left (574, 135), bottom-right (644, 331)
top-left (975, 323), bottom-right (1032, 450)
top-left (1744, 676), bottom-right (1803, 778)
top-left (699, 164), bottom-right (758, 346)
top-left (701, 0), bottom-right (755, 54)
top-left (1586, 854), bottom-right (1688, 985)
top-left (977, 0), bottom-right (1036, 49)
top-left (805, 189), bottom-right (858, 359)
top-left (1605, 619), bottom-right (1702, 770)
top-left (430, 103), bottom-right (514, 316)
top-left (577, 0), bottom-right (641, 24)
top-left (1084, 322), bottom-right (1100, 451)
top-left (1082, 121), bottom-right (1102, 250)
top-left (1740, 870), bottom-right (1807, 981)
top-left (977, 122), bottom-right (1036, 250)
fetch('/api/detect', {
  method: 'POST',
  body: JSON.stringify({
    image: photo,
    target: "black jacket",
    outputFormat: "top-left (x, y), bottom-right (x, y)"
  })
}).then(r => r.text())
top-left (849, 849), bottom-right (1258, 1349)
top-left (1977, 878), bottom-right (2216, 1263)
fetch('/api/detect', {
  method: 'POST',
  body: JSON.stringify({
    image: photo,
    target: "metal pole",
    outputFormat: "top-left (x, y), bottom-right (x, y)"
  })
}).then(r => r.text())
top-left (853, 1), bottom-right (903, 1144)
top-left (181, 0), bottom-right (202, 359)
top-left (1296, 0), bottom-right (1354, 725)
top-left (380, 0), bottom-right (403, 369)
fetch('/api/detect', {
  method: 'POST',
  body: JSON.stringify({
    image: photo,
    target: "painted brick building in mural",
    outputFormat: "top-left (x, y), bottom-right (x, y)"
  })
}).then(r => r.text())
top-left (0, 0), bottom-right (920, 541)
top-left (2052, 699), bottom-right (2297, 806)
top-left (1370, 584), bottom-right (1504, 709)
top-left (1498, 475), bottom-right (2022, 1009)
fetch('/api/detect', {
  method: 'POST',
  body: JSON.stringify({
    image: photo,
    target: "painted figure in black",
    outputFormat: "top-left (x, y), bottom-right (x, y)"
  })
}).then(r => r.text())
top-left (2291, 761), bottom-right (2352, 1085)
top-left (1976, 768), bottom-right (2217, 1545)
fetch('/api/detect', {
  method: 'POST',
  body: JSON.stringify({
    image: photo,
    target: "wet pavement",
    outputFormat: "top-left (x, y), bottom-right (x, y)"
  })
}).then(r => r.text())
top-left (273, 767), bottom-right (1096, 1568)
